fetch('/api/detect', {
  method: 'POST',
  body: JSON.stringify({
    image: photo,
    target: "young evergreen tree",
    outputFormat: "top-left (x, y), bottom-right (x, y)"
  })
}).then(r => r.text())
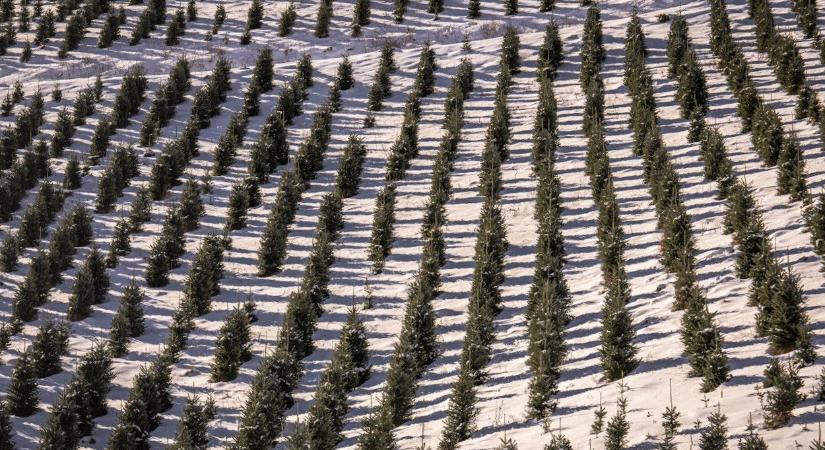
top-left (737, 415), bottom-right (768, 450)
top-left (67, 247), bottom-right (109, 321)
top-left (170, 395), bottom-right (215, 450)
top-left (501, 26), bottom-right (521, 75)
top-left (367, 184), bottom-right (397, 274)
top-left (246, 0), bottom-right (263, 29)
top-left (315, 0), bottom-right (332, 38)
top-left (604, 391), bottom-right (630, 450)
top-left (336, 135), bottom-right (367, 198)
top-left (0, 400), bottom-right (13, 449)
top-left (467, 0), bottom-right (480, 17)
top-left (7, 352), bottom-right (37, 416)
top-left (30, 319), bottom-right (70, 377)
top-left (108, 281), bottom-right (145, 357)
top-left (63, 156), bottom-right (82, 190)
top-left (278, 3), bottom-right (296, 36)
top-left (504, 0), bottom-right (517, 15)
top-left (699, 406), bottom-right (728, 450)
top-left (777, 132), bottom-right (808, 202)
top-left (210, 305), bottom-right (253, 381)
top-left (351, 0), bottom-right (369, 35)
top-left (762, 360), bottom-right (804, 429)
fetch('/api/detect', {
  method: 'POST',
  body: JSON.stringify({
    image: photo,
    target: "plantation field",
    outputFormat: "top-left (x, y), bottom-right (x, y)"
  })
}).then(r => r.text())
top-left (0, 0), bottom-right (822, 449)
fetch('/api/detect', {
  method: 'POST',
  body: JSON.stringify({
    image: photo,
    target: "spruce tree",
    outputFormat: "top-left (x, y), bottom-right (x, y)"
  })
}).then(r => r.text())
top-left (367, 184), bottom-right (397, 274)
top-left (50, 108), bottom-right (74, 156)
top-left (246, 0), bottom-right (263, 29)
top-left (106, 218), bottom-right (132, 269)
top-left (538, 24), bottom-right (563, 80)
top-left (7, 352), bottom-right (37, 416)
top-left (501, 26), bottom-right (520, 75)
top-left (698, 406), bottom-right (728, 450)
top-left (179, 179), bottom-right (204, 231)
top-left (737, 415), bottom-right (767, 450)
top-left (170, 395), bottom-right (215, 450)
top-left (337, 56), bottom-right (354, 90)
top-left (278, 3), bottom-right (296, 36)
top-left (186, 0), bottom-right (196, 21)
top-left (30, 319), bottom-right (70, 377)
top-left (109, 281), bottom-right (145, 357)
top-left (777, 133), bottom-right (808, 202)
top-left (762, 360), bottom-right (804, 429)
top-left (226, 182), bottom-right (251, 231)
top-left (351, 0), bottom-right (369, 35)
top-left (336, 135), bottom-right (367, 198)
top-left (604, 391), bottom-right (629, 450)
top-left (67, 247), bottom-right (108, 321)
top-left (0, 233), bottom-right (19, 273)
top-left (63, 156), bottom-right (82, 190)
top-left (0, 401), bottom-right (13, 449)
top-left (315, 0), bottom-right (332, 38)
top-left (19, 40), bottom-right (30, 62)
top-left (438, 370), bottom-right (478, 449)
top-left (658, 388), bottom-right (680, 450)
top-left (468, 0), bottom-right (480, 17)
top-left (504, 0), bottom-right (517, 15)
top-left (210, 305), bottom-right (252, 382)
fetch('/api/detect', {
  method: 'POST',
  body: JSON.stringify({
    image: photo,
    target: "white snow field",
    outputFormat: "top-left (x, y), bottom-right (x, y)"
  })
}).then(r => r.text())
top-left (0, 0), bottom-right (822, 448)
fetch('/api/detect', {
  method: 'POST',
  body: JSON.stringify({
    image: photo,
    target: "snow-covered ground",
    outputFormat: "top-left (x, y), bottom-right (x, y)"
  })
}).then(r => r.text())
top-left (0, 0), bottom-right (822, 448)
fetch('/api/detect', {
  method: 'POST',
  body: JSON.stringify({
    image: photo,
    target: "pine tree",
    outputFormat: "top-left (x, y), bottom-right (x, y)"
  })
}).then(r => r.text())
top-left (278, 3), bottom-right (296, 36)
top-left (210, 305), bottom-right (253, 382)
top-left (170, 395), bottom-right (215, 450)
top-left (751, 103), bottom-right (783, 166)
top-left (760, 266), bottom-right (811, 354)
top-left (666, 14), bottom-right (690, 78)
top-left (658, 387), bottom-right (680, 450)
top-left (538, 24), bottom-right (563, 80)
top-left (367, 184), bottom-right (397, 274)
top-left (7, 352), bottom-right (37, 416)
top-left (580, 5), bottom-right (604, 87)
top-left (438, 370), bottom-right (478, 449)
top-left (109, 281), bottom-right (145, 357)
top-left (0, 233), bottom-right (19, 273)
top-left (0, 401), bottom-right (13, 449)
top-left (336, 135), bottom-right (367, 198)
top-left (495, 436), bottom-right (518, 450)
top-left (18, 0), bottom-right (29, 32)
top-left (501, 26), bottom-right (520, 75)
top-left (315, 0), bottom-right (332, 38)
top-left (252, 47), bottom-right (274, 92)
top-left (226, 182), bottom-right (251, 231)
top-left (186, 0), bottom-right (196, 21)
top-left (351, 0), bottom-right (369, 35)
top-left (698, 406), bottom-right (728, 450)
top-left (50, 108), bottom-right (74, 156)
top-left (737, 415), bottom-right (767, 450)
top-left (246, 0), bottom-right (263, 29)
top-left (777, 132), bottom-right (808, 201)
top-left (19, 40), bottom-right (30, 62)
top-left (815, 367), bottom-right (825, 402)
top-left (107, 358), bottom-right (173, 449)
top-left (165, 9), bottom-right (184, 45)
top-left (762, 360), bottom-right (804, 429)
top-left (504, 0), bottom-right (517, 15)
top-left (30, 319), bottom-right (70, 377)
top-left (604, 391), bottom-right (629, 450)
top-left (63, 156), bottom-right (82, 190)
top-left (67, 247), bottom-right (108, 321)
top-left (212, 2), bottom-right (226, 33)
top-left (468, 0), bottom-right (480, 17)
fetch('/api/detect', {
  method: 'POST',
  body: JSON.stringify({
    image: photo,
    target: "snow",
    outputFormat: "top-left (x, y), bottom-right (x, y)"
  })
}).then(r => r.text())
top-left (0, 0), bottom-right (821, 448)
